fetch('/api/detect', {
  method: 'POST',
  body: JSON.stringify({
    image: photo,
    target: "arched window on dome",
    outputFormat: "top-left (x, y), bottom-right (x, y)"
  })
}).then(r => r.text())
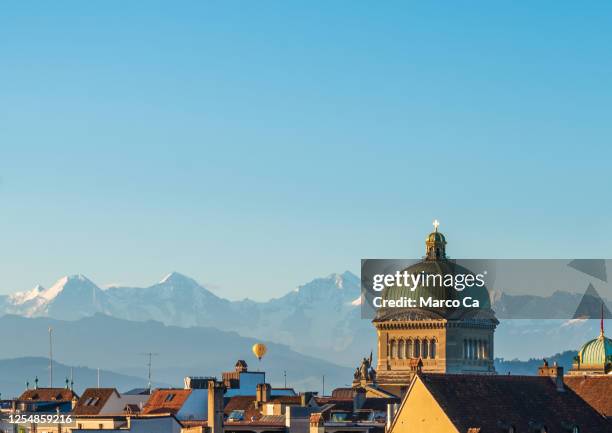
top-left (463, 339), bottom-right (468, 359)
top-left (422, 339), bottom-right (429, 359)
top-left (390, 340), bottom-right (397, 359)
top-left (398, 340), bottom-right (405, 359)
top-left (430, 339), bottom-right (437, 359)
top-left (414, 339), bottom-right (421, 358)
top-left (406, 339), bottom-right (413, 359)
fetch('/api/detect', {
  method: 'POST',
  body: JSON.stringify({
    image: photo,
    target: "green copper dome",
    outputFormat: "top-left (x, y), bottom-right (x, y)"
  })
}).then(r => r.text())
top-left (578, 334), bottom-right (612, 366)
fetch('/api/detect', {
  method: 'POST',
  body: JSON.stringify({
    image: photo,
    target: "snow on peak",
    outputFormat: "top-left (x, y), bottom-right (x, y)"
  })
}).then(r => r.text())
top-left (41, 276), bottom-right (69, 301)
top-left (9, 285), bottom-right (44, 303)
top-left (158, 272), bottom-right (196, 285)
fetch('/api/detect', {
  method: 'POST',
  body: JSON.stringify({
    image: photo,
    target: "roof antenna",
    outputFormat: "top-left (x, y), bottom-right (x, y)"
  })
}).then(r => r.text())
top-left (49, 327), bottom-right (53, 388)
top-left (601, 302), bottom-right (605, 338)
top-left (140, 352), bottom-right (159, 393)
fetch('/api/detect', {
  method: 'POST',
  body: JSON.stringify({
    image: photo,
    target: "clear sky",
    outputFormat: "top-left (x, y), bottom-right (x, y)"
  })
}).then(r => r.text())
top-left (1, 2), bottom-right (611, 300)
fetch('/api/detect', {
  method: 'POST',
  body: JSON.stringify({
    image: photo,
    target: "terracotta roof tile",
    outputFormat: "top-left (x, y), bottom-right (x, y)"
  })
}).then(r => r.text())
top-left (141, 389), bottom-right (191, 415)
top-left (19, 388), bottom-right (77, 402)
top-left (73, 388), bottom-right (119, 415)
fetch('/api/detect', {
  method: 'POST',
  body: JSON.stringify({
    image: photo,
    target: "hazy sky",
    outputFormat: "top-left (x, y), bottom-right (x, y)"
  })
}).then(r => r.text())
top-left (1, 2), bottom-right (611, 300)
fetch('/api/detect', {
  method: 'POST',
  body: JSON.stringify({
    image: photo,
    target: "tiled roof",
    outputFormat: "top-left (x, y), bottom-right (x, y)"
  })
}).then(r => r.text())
top-left (331, 388), bottom-right (355, 399)
top-left (73, 388), bottom-right (119, 415)
top-left (141, 389), bottom-right (191, 415)
top-left (565, 375), bottom-right (612, 417)
top-left (19, 388), bottom-right (77, 402)
top-left (270, 395), bottom-right (301, 405)
top-left (416, 374), bottom-right (611, 432)
top-left (224, 396), bottom-right (261, 422)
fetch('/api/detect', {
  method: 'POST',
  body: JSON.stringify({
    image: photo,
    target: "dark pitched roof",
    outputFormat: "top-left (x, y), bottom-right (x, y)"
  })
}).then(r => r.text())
top-left (565, 376), bottom-right (612, 417)
top-left (19, 388), bottom-right (78, 402)
top-left (141, 389), bottom-right (191, 415)
top-left (416, 374), bottom-right (611, 432)
top-left (270, 395), bottom-right (301, 405)
top-left (73, 388), bottom-right (119, 415)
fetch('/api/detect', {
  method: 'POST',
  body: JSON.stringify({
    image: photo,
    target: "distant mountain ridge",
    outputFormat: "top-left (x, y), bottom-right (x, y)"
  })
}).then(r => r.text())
top-left (0, 314), bottom-right (351, 394)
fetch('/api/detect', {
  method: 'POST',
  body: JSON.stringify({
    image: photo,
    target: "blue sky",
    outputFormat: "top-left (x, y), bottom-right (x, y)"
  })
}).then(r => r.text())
top-left (1, 2), bottom-right (611, 300)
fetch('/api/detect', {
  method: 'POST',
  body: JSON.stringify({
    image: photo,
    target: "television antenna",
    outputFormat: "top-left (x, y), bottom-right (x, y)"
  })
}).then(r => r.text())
top-left (139, 352), bottom-right (159, 392)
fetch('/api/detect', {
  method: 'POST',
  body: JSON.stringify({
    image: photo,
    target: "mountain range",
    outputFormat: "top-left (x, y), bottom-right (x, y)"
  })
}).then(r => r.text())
top-left (0, 272), bottom-right (373, 366)
top-left (0, 271), bottom-right (608, 371)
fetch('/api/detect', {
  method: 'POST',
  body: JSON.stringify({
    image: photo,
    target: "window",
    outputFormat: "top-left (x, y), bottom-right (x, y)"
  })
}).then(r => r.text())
top-left (165, 393), bottom-right (176, 402)
top-left (390, 340), bottom-right (397, 359)
top-left (398, 340), bottom-right (404, 359)
top-left (406, 340), bottom-right (413, 358)
top-left (414, 339), bottom-right (420, 358)
top-left (430, 339), bottom-right (437, 359)
top-left (86, 397), bottom-right (100, 406)
top-left (228, 410), bottom-right (245, 421)
top-left (422, 339), bottom-right (429, 359)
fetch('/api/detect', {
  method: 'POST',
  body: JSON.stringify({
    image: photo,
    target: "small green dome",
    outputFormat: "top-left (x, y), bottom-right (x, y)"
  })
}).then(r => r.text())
top-left (578, 334), bottom-right (612, 366)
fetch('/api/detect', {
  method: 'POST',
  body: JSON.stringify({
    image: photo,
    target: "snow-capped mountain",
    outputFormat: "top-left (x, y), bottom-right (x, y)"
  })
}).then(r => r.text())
top-left (4, 274), bottom-right (109, 319)
top-left (2, 271), bottom-right (372, 366)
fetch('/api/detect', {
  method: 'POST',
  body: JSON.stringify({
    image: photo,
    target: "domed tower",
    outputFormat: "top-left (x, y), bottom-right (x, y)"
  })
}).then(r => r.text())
top-left (425, 219), bottom-right (446, 260)
top-left (570, 307), bottom-right (612, 375)
top-left (371, 222), bottom-right (498, 396)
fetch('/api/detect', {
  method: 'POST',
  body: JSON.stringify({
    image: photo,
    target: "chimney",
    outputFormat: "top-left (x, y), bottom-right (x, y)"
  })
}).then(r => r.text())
top-left (353, 387), bottom-right (366, 412)
top-left (208, 380), bottom-right (225, 433)
top-left (300, 391), bottom-right (314, 407)
top-left (309, 413), bottom-right (324, 433)
top-left (256, 383), bottom-right (271, 404)
top-left (537, 360), bottom-right (564, 392)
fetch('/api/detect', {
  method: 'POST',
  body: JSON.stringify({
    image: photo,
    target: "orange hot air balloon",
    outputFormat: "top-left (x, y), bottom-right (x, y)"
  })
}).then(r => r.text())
top-left (252, 343), bottom-right (267, 360)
